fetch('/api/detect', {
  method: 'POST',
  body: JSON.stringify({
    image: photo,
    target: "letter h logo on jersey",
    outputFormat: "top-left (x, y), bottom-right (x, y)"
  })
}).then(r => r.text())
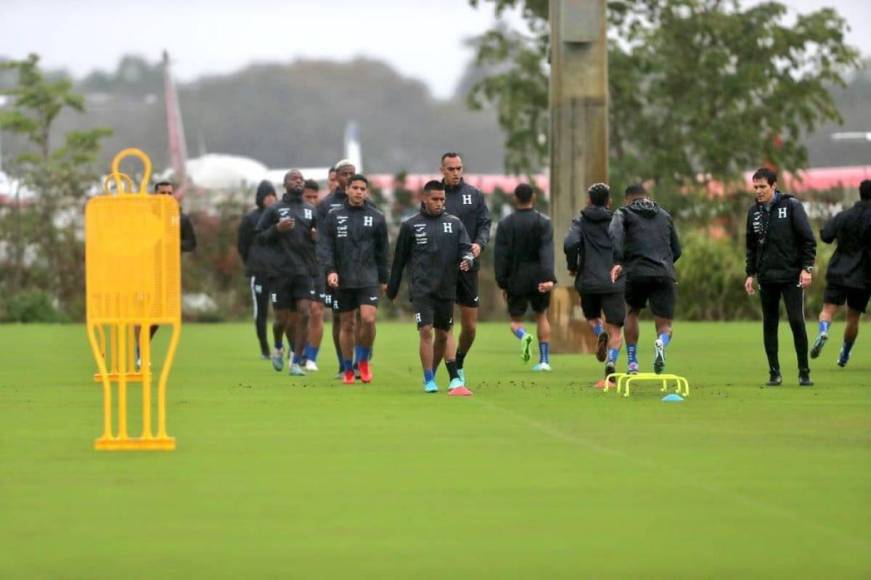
top-left (443, 222), bottom-right (453, 233)
top-left (462, 194), bottom-right (472, 205)
top-left (304, 208), bottom-right (313, 220)
top-left (777, 207), bottom-right (787, 219)
top-left (363, 216), bottom-right (373, 227)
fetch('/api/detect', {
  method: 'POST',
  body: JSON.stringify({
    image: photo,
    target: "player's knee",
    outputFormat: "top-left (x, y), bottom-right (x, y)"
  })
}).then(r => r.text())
top-left (419, 326), bottom-right (434, 341)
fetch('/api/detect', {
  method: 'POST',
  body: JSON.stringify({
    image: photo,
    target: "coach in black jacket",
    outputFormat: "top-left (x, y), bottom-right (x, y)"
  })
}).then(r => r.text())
top-left (237, 180), bottom-right (278, 358)
top-left (319, 175), bottom-right (388, 384)
top-left (809, 179), bottom-right (871, 368)
top-left (439, 152), bottom-right (492, 379)
top-left (388, 180), bottom-right (475, 395)
top-left (744, 167), bottom-right (817, 386)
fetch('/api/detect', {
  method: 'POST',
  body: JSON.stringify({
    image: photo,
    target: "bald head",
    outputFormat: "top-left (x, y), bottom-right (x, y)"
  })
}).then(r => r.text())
top-left (284, 170), bottom-right (304, 192)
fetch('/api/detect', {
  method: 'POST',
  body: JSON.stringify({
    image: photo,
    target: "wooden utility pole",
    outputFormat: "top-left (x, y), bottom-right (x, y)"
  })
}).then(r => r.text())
top-left (548, 0), bottom-right (608, 352)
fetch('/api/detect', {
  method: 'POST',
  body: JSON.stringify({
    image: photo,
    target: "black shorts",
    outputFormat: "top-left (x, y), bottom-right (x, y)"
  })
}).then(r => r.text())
top-left (311, 273), bottom-right (326, 304)
top-left (824, 284), bottom-right (871, 313)
top-left (580, 291), bottom-right (626, 327)
top-left (269, 275), bottom-right (314, 310)
top-left (507, 291), bottom-right (551, 317)
top-left (324, 288), bottom-right (338, 311)
top-left (626, 278), bottom-right (676, 319)
top-left (455, 270), bottom-right (480, 308)
top-left (335, 287), bottom-right (380, 313)
top-left (413, 296), bottom-right (454, 330)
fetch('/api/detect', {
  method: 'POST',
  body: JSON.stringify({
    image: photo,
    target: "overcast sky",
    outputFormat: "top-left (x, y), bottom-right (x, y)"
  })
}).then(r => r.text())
top-left (2, 0), bottom-right (868, 99)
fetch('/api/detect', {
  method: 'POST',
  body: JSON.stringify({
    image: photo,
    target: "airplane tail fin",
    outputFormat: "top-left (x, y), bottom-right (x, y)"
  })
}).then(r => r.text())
top-left (163, 51), bottom-right (189, 195)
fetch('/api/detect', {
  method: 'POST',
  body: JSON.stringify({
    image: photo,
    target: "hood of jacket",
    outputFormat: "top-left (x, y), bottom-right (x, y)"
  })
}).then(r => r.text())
top-left (255, 180), bottom-right (276, 209)
top-left (626, 198), bottom-right (659, 218)
top-left (580, 205), bottom-right (612, 223)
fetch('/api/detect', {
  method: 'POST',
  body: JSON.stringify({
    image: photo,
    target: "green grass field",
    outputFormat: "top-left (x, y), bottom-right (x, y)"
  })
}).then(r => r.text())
top-left (1, 321), bottom-right (869, 579)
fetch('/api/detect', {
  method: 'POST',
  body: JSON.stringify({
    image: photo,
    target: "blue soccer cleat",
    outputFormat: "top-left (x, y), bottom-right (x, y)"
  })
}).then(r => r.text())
top-left (457, 368), bottom-right (465, 383)
top-left (448, 377), bottom-right (465, 390)
top-left (810, 332), bottom-right (828, 359)
top-left (271, 348), bottom-right (285, 372)
top-left (837, 347), bottom-right (850, 368)
top-left (424, 380), bottom-right (439, 393)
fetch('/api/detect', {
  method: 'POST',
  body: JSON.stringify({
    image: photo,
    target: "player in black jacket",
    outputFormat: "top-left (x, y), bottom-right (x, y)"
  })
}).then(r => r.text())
top-left (301, 179), bottom-right (325, 371)
top-left (237, 180), bottom-right (278, 359)
top-left (437, 153), bottom-right (491, 382)
top-left (744, 167), bottom-right (817, 386)
top-left (564, 183), bottom-right (626, 382)
top-left (387, 180), bottom-right (475, 396)
top-left (610, 184), bottom-right (682, 375)
top-left (494, 183), bottom-right (556, 371)
top-left (810, 179), bottom-right (871, 367)
top-left (256, 170), bottom-right (316, 377)
top-left (319, 175), bottom-right (389, 384)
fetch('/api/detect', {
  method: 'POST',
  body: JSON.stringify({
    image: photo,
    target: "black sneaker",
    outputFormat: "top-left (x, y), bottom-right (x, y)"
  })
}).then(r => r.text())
top-left (596, 331), bottom-right (609, 362)
top-left (766, 373), bottom-right (782, 386)
top-left (799, 373), bottom-right (814, 387)
top-left (604, 361), bottom-right (616, 383)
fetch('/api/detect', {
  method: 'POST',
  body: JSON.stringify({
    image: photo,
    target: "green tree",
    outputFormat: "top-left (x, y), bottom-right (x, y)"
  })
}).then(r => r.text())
top-left (0, 54), bottom-right (111, 319)
top-left (467, 0), bottom-right (859, 192)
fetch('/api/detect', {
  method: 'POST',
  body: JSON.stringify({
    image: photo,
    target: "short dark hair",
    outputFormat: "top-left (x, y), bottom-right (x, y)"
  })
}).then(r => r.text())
top-left (154, 180), bottom-right (173, 193)
top-left (752, 167), bottom-right (777, 185)
top-left (514, 183), bottom-right (534, 204)
top-left (860, 180), bottom-right (871, 200)
top-left (587, 183), bottom-right (610, 207)
top-left (423, 180), bottom-right (444, 193)
top-left (303, 179), bottom-right (319, 191)
top-left (328, 166), bottom-right (336, 173)
top-left (441, 152), bottom-right (461, 163)
top-left (624, 184), bottom-right (646, 199)
top-left (349, 174), bottom-right (368, 187)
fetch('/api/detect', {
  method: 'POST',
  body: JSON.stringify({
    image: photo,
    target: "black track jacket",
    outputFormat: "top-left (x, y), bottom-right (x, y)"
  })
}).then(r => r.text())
top-left (609, 198), bottom-right (681, 281)
top-left (444, 179), bottom-right (491, 270)
top-left (820, 199), bottom-right (871, 289)
top-left (745, 192), bottom-right (816, 284)
top-left (318, 202), bottom-right (389, 289)
top-left (564, 205), bottom-right (625, 294)
top-left (255, 192), bottom-right (318, 278)
top-left (493, 208), bottom-right (556, 295)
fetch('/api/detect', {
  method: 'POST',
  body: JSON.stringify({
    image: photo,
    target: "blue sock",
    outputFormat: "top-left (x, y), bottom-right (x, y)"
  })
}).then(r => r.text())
top-left (358, 346), bottom-right (371, 362)
top-left (593, 323), bottom-right (603, 337)
top-left (820, 320), bottom-right (831, 334)
top-left (275, 339), bottom-right (283, 350)
top-left (354, 345), bottom-right (365, 365)
top-left (658, 332), bottom-right (671, 347)
top-left (424, 368), bottom-right (435, 383)
top-left (842, 340), bottom-right (855, 356)
top-left (627, 344), bottom-right (638, 364)
top-left (539, 341), bottom-right (550, 363)
top-left (292, 353), bottom-right (302, 365)
top-left (607, 347), bottom-right (620, 363)
top-left (342, 359), bottom-right (353, 372)
top-left (304, 344), bottom-right (319, 362)
top-left (512, 326), bottom-right (526, 339)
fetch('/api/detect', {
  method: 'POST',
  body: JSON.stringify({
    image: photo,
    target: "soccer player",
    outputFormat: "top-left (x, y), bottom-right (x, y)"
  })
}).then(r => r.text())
top-left (744, 167), bottom-right (817, 386)
top-left (810, 179), bottom-right (871, 367)
top-left (317, 160), bottom-right (357, 377)
top-left (609, 184), bottom-right (681, 375)
top-left (493, 183), bottom-right (556, 371)
top-left (256, 169), bottom-right (316, 377)
top-left (436, 152), bottom-right (491, 382)
top-left (564, 183), bottom-right (625, 382)
top-left (301, 179), bottom-right (325, 371)
top-left (237, 180), bottom-right (278, 359)
top-left (319, 175), bottom-right (389, 384)
top-left (387, 180), bottom-right (475, 395)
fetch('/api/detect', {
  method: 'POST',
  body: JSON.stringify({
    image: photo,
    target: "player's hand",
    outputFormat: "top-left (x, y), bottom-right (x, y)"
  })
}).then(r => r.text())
top-left (327, 273), bottom-right (339, 288)
top-left (460, 259), bottom-right (472, 272)
top-left (538, 281), bottom-right (554, 293)
top-left (471, 243), bottom-right (481, 258)
top-left (380, 283), bottom-right (387, 294)
top-left (799, 270), bottom-right (812, 289)
top-left (610, 265), bottom-right (623, 284)
top-left (277, 217), bottom-right (294, 232)
top-left (744, 276), bottom-right (756, 295)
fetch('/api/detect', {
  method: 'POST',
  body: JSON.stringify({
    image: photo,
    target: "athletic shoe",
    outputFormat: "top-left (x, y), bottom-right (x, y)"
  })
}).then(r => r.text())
top-left (304, 360), bottom-right (319, 372)
top-left (653, 339), bottom-right (665, 374)
top-left (532, 362), bottom-right (552, 372)
top-left (627, 361), bottom-right (639, 375)
top-left (837, 347), bottom-right (850, 368)
top-left (448, 377), bottom-right (465, 390)
top-left (271, 348), bottom-right (285, 372)
top-left (596, 330), bottom-right (609, 362)
top-left (809, 332), bottom-right (828, 359)
top-left (605, 361), bottom-right (616, 378)
top-left (766, 372), bottom-right (782, 386)
top-left (798, 372), bottom-right (814, 387)
top-left (289, 363), bottom-right (306, 377)
top-left (457, 368), bottom-right (465, 383)
top-left (260, 354), bottom-right (270, 361)
top-left (424, 380), bottom-right (439, 393)
top-left (359, 361), bottom-right (373, 383)
top-left (521, 333), bottom-right (534, 362)
top-left (342, 370), bottom-right (356, 385)
top-left (354, 362), bottom-right (361, 381)
top-left (448, 385), bottom-right (473, 397)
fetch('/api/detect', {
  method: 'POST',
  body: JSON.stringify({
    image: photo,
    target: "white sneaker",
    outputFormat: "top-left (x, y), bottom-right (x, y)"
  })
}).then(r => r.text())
top-left (304, 360), bottom-right (319, 372)
top-left (532, 362), bottom-right (552, 372)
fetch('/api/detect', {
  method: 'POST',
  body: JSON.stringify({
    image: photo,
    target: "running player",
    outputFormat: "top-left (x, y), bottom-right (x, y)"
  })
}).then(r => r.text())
top-left (301, 179), bottom-right (325, 371)
top-left (387, 181), bottom-right (475, 395)
top-left (493, 183), bottom-right (556, 371)
top-left (319, 175), bottom-right (389, 384)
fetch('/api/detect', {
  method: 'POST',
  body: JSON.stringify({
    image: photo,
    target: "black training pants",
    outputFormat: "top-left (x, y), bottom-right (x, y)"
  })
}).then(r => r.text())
top-left (250, 274), bottom-right (271, 355)
top-left (759, 282), bottom-right (809, 374)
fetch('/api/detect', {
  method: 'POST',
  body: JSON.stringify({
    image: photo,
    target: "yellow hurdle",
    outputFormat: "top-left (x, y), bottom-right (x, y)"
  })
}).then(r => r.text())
top-left (85, 148), bottom-right (181, 451)
top-left (604, 372), bottom-right (690, 398)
